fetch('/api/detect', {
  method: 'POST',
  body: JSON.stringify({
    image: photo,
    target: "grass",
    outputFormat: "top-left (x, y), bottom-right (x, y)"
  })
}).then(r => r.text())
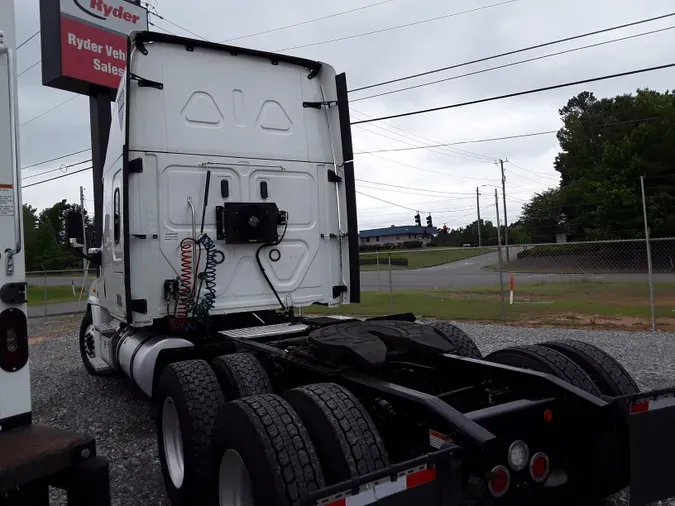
top-left (360, 248), bottom-right (492, 271)
top-left (309, 281), bottom-right (675, 330)
top-left (27, 285), bottom-right (83, 306)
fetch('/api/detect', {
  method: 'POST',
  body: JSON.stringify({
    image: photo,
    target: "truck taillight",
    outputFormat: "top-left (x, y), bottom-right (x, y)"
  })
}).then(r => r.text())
top-left (487, 465), bottom-right (510, 497)
top-left (529, 452), bottom-right (550, 483)
top-left (0, 308), bottom-right (28, 373)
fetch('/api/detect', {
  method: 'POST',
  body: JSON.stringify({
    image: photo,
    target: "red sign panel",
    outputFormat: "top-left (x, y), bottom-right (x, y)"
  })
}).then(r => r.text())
top-left (60, 15), bottom-right (127, 90)
top-left (40, 0), bottom-right (148, 95)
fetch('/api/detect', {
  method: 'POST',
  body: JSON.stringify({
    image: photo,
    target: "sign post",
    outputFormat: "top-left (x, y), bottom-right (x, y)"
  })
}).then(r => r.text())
top-left (39, 0), bottom-right (147, 244)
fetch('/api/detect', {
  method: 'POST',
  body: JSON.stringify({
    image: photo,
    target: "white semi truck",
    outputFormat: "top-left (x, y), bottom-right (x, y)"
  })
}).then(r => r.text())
top-left (0, 2), bottom-right (111, 504)
top-left (4, 21), bottom-right (675, 506)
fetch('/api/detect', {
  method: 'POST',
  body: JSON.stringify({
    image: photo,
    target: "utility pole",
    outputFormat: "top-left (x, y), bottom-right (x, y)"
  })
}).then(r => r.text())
top-left (494, 189), bottom-right (506, 320)
top-left (476, 187), bottom-right (482, 247)
top-left (640, 176), bottom-right (656, 331)
top-left (499, 159), bottom-right (510, 262)
top-left (79, 186), bottom-right (87, 272)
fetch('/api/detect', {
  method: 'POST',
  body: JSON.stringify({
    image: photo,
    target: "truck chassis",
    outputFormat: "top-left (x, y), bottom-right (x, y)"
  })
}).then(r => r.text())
top-left (79, 307), bottom-right (675, 506)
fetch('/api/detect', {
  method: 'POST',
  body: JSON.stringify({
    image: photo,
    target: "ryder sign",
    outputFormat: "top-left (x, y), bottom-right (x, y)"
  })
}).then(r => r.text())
top-left (40, 0), bottom-right (148, 95)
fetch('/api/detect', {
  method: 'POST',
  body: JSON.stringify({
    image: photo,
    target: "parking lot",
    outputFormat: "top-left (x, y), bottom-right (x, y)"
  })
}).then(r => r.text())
top-left (30, 316), bottom-right (675, 506)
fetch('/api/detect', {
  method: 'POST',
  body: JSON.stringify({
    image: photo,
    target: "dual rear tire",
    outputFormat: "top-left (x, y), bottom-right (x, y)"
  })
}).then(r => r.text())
top-left (156, 353), bottom-right (389, 506)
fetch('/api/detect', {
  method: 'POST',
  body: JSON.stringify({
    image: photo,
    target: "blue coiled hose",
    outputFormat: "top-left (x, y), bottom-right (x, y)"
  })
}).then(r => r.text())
top-left (185, 233), bottom-right (223, 332)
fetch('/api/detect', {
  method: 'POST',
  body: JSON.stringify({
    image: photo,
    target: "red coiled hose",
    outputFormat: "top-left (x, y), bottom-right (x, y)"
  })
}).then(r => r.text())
top-left (175, 238), bottom-right (194, 328)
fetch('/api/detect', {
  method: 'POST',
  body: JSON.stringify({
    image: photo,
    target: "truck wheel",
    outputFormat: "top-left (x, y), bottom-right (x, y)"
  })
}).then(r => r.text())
top-left (485, 344), bottom-right (601, 396)
top-left (538, 340), bottom-right (639, 397)
top-left (212, 394), bottom-right (325, 506)
top-left (79, 310), bottom-right (112, 376)
top-left (156, 360), bottom-right (225, 505)
top-left (211, 353), bottom-right (273, 400)
top-left (429, 322), bottom-right (482, 359)
top-left (285, 383), bottom-right (389, 485)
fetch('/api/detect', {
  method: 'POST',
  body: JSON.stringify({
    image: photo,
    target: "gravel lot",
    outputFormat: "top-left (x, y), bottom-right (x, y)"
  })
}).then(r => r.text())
top-left (28, 316), bottom-right (675, 506)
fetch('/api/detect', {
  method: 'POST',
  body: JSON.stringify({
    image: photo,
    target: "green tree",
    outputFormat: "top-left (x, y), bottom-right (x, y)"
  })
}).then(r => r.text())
top-left (22, 205), bottom-right (39, 270)
top-left (520, 188), bottom-right (565, 244)
top-left (553, 89), bottom-right (675, 240)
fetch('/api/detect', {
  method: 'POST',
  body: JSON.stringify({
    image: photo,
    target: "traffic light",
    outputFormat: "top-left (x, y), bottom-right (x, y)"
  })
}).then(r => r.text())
top-left (414, 213), bottom-right (421, 226)
top-left (426, 215), bottom-right (433, 227)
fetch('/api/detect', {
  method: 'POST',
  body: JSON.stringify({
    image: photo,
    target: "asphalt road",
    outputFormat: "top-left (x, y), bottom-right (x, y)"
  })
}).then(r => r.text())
top-left (361, 249), bottom-right (675, 291)
top-left (26, 250), bottom-right (675, 317)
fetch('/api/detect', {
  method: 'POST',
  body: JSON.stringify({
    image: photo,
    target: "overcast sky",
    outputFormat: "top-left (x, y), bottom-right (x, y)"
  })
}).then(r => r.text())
top-left (12, 0), bottom-right (675, 230)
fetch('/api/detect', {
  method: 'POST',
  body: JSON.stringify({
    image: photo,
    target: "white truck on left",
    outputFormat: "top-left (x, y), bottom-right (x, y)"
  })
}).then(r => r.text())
top-left (0, 1), bottom-right (111, 503)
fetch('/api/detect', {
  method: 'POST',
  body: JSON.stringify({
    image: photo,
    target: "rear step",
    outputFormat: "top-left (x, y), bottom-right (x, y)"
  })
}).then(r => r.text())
top-left (220, 322), bottom-right (309, 339)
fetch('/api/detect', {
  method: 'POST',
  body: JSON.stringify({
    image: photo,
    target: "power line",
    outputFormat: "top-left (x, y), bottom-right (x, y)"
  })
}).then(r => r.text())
top-left (354, 117), bottom-right (661, 154)
top-left (220, 0), bottom-right (396, 43)
top-left (22, 159), bottom-right (93, 180)
top-left (356, 178), bottom-right (476, 196)
top-left (507, 160), bottom-right (558, 178)
top-left (353, 123), bottom-right (497, 165)
top-left (356, 130), bottom-right (556, 153)
top-left (356, 190), bottom-right (420, 212)
top-left (357, 182), bottom-right (477, 199)
top-left (276, 0), bottom-right (518, 52)
top-left (149, 11), bottom-right (207, 40)
top-left (360, 151), bottom-right (503, 183)
top-left (17, 30), bottom-right (40, 50)
top-left (149, 20), bottom-right (178, 36)
top-left (351, 63), bottom-right (675, 125)
top-left (22, 148), bottom-right (91, 170)
top-left (351, 25), bottom-right (675, 102)
top-left (350, 107), bottom-right (495, 162)
top-left (22, 167), bottom-right (92, 189)
top-left (348, 12), bottom-right (675, 93)
top-left (20, 95), bottom-right (81, 128)
top-left (18, 60), bottom-right (41, 78)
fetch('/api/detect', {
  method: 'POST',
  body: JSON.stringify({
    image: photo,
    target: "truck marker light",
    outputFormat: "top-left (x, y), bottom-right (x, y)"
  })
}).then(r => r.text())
top-left (319, 464), bottom-right (436, 506)
top-left (529, 453), bottom-right (550, 483)
top-left (487, 465), bottom-right (510, 497)
top-left (507, 440), bottom-right (529, 471)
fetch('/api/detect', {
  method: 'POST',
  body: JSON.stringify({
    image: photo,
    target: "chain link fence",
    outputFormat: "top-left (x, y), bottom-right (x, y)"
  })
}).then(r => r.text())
top-left (352, 239), bottom-right (675, 331)
top-left (25, 240), bottom-right (675, 331)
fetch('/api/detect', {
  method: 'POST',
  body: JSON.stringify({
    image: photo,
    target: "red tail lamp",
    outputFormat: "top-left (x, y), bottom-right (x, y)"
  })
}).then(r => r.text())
top-left (487, 465), bottom-right (510, 497)
top-left (529, 452), bottom-right (550, 483)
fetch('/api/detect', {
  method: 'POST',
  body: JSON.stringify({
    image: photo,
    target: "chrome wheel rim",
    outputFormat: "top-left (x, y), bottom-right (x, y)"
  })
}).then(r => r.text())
top-left (219, 449), bottom-right (254, 506)
top-left (162, 397), bottom-right (185, 489)
top-left (84, 324), bottom-right (96, 358)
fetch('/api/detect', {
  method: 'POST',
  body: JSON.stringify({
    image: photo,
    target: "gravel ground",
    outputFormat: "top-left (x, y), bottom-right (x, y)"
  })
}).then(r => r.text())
top-left (27, 316), bottom-right (675, 506)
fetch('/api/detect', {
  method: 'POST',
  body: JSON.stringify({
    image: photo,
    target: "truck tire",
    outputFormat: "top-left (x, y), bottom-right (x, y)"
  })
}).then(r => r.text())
top-left (211, 394), bottom-right (325, 506)
top-left (429, 322), bottom-right (482, 359)
top-left (285, 383), bottom-right (389, 485)
top-left (540, 340), bottom-right (638, 499)
top-left (79, 310), bottom-right (113, 376)
top-left (538, 340), bottom-right (639, 397)
top-left (156, 359), bottom-right (225, 505)
top-left (211, 353), bottom-right (273, 400)
top-left (484, 344), bottom-right (601, 396)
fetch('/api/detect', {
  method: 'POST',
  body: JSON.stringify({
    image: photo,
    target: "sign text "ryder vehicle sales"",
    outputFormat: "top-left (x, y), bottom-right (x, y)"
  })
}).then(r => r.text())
top-left (67, 33), bottom-right (126, 77)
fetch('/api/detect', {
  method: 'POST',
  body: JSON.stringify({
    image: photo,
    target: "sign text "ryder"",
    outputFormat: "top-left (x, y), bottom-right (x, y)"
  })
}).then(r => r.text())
top-left (89, 0), bottom-right (141, 24)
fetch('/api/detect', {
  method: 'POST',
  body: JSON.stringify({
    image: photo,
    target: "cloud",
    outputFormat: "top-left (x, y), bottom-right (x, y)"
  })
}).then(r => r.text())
top-left (11, 0), bottom-right (675, 229)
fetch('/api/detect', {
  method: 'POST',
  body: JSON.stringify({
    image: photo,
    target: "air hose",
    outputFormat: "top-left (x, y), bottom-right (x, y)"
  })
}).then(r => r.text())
top-left (184, 233), bottom-right (224, 332)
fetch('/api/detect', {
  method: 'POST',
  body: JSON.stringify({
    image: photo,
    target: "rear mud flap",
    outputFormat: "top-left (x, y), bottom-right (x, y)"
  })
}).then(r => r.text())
top-left (308, 444), bottom-right (462, 506)
top-left (627, 391), bottom-right (675, 506)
